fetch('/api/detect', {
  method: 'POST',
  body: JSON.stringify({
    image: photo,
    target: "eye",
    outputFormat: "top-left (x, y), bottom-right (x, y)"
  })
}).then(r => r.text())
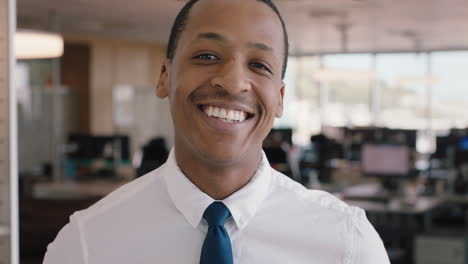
top-left (193, 53), bottom-right (219, 61)
top-left (249, 62), bottom-right (272, 74)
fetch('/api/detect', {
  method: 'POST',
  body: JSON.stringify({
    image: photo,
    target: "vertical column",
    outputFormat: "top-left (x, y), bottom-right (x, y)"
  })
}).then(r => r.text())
top-left (426, 52), bottom-right (432, 133)
top-left (318, 55), bottom-right (328, 130)
top-left (370, 53), bottom-right (380, 126)
top-left (51, 57), bottom-right (63, 182)
top-left (0, 0), bottom-right (10, 263)
top-left (0, 0), bottom-right (18, 263)
top-left (424, 52), bottom-right (435, 154)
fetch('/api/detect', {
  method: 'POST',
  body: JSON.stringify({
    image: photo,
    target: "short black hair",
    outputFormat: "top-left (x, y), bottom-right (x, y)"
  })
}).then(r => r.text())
top-left (166, 0), bottom-right (289, 79)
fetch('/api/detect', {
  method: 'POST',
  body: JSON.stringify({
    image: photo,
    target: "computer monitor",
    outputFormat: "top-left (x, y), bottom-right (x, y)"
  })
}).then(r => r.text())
top-left (67, 134), bottom-right (94, 160)
top-left (112, 135), bottom-right (131, 162)
top-left (454, 136), bottom-right (468, 167)
top-left (92, 135), bottom-right (131, 162)
top-left (381, 128), bottom-right (417, 148)
top-left (67, 134), bottom-right (130, 162)
top-left (460, 136), bottom-right (468, 151)
top-left (432, 136), bottom-right (450, 159)
top-left (361, 144), bottom-right (410, 176)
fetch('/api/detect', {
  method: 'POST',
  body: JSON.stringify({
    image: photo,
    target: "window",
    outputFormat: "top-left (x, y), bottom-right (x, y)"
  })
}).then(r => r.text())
top-left (375, 53), bottom-right (429, 129)
top-left (431, 51), bottom-right (468, 129)
top-left (281, 51), bottom-right (468, 146)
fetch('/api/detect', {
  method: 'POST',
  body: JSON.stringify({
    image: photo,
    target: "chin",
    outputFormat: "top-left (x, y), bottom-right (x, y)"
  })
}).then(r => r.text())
top-left (202, 149), bottom-right (241, 164)
top-left (196, 144), bottom-right (247, 165)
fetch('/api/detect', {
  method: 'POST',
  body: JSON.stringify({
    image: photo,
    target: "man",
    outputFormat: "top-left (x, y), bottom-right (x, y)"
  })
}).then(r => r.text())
top-left (44, 0), bottom-right (390, 263)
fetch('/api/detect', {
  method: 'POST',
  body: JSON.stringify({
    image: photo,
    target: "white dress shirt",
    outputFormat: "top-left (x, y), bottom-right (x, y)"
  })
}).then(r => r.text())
top-left (43, 149), bottom-right (390, 264)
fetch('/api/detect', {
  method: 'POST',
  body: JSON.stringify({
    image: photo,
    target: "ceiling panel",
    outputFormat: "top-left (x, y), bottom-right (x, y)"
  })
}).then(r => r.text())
top-left (16, 0), bottom-right (468, 54)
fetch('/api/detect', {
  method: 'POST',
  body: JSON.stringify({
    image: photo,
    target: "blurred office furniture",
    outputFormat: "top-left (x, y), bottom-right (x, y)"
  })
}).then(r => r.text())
top-left (295, 127), bottom-right (417, 191)
top-left (361, 144), bottom-right (412, 194)
top-left (19, 197), bottom-right (99, 264)
top-left (415, 233), bottom-right (467, 264)
top-left (432, 136), bottom-right (455, 166)
top-left (263, 128), bottom-right (293, 177)
top-left (346, 189), bottom-right (468, 264)
top-left (431, 203), bottom-right (467, 231)
top-left (67, 134), bottom-right (131, 162)
top-left (343, 127), bottom-right (377, 161)
top-left (343, 127), bottom-right (416, 161)
top-left (65, 133), bottom-right (132, 180)
top-left (20, 177), bottom-right (129, 264)
top-left (344, 182), bottom-right (444, 264)
top-left (430, 130), bottom-right (468, 195)
top-left (344, 140), bottom-right (468, 264)
top-left (361, 144), bottom-right (410, 176)
top-left (136, 137), bottom-right (169, 177)
top-left (299, 134), bottom-right (344, 185)
top-left (454, 136), bottom-right (468, 194)
top-left (32, 180), bottom-right (129, 200)
top-left (343, 138), bottom-right (430, 264)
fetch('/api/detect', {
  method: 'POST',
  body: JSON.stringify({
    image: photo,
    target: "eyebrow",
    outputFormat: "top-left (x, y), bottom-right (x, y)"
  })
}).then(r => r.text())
top-left (196, 32), bottom-right (273, 52)
top-left (197, 32), bottom-right (225, 41)
top-left (247, 42), bottom-right (273, 52)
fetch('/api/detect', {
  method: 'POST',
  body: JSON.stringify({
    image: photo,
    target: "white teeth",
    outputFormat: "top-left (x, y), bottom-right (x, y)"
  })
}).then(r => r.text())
top-left (213, 107), bottom-right (220, 117)
top-left (203, 105), bottom-right (249, 122)
top-left (238, 112), bottom-right (246, 122)
top-left (207, 106), bottom-right (214, 116)
top-left (220, 109), bottom-right (227, 119)
top-left (227, 111), bottom-right (235, 120)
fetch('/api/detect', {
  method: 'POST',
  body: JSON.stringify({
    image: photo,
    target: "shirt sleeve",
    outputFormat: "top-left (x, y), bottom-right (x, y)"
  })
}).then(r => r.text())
top-left (43, 214), bottom-right (86, 264)
top-left (352, 209), bottom-right (390, 264)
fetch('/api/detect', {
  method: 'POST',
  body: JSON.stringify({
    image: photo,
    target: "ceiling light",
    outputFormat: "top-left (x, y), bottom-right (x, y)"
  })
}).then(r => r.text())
top-left (15, 30), bottom-right (64, 59)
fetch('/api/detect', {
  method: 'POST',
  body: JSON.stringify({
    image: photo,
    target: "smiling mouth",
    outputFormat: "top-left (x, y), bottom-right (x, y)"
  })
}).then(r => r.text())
top-left (197, 104), bottom-right (255, 123)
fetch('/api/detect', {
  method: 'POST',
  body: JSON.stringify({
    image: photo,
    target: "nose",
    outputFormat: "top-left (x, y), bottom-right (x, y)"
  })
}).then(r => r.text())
top-left (210, 59), bottom-right (251, 94)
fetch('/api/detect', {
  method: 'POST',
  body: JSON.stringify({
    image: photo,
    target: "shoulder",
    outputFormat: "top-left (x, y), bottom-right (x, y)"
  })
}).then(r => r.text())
top-left (269, 169), bottom-right (365, 220)
top-left (268, 169), bottom-right (389, 263)
top-left (44, 166), bottom-right (170, 263)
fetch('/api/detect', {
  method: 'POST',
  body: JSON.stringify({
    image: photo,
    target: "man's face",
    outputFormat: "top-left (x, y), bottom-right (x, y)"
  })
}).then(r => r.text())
top-left (157, 0), bottom-right (285, 164)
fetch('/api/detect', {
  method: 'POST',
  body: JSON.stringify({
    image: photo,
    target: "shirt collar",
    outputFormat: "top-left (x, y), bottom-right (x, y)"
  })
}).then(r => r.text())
top-left (163, 148), bottom-right (272, 230)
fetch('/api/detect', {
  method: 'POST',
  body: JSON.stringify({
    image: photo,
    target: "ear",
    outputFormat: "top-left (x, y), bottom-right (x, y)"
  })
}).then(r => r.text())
top-left (156, 60), bottom-right (170, 99)
top-left (275, 82), bottom-right (285, 118)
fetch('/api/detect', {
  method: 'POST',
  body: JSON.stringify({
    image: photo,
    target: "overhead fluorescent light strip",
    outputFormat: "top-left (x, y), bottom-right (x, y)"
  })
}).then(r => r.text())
top-left (14, 30), bottom-right (64, 59)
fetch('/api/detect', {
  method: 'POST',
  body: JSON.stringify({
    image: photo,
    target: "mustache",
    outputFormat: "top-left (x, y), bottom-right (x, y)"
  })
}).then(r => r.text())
top-left (190, 88), bottom-right (257, 108)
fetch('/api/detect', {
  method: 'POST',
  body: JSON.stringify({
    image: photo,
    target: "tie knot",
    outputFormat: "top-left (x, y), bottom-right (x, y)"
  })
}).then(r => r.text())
top-left (203, 202), bottom-right (231, 227)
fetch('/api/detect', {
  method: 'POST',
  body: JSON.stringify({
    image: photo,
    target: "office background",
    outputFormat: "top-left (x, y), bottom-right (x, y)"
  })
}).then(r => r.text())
top-left (2, 0), bottom-right (468, 264)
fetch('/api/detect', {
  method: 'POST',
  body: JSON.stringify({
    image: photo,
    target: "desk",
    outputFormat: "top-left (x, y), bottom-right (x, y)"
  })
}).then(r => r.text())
top-left (444, 194), bottom-right (468, 205)
top-left (33, 180), bottom-right (130, 200)
top-left (343, 182), bottom-right (445, 230)
top-left (342, 183), bottom-right (468, 264)
top-left (344, 196), bottom-right (445, 264)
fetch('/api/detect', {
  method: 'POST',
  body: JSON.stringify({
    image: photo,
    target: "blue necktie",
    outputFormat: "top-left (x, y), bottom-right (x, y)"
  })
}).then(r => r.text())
top-left (200, 202), bottom-right (234, 264)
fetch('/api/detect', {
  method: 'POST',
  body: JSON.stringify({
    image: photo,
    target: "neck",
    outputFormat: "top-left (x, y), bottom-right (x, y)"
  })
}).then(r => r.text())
top-left (174, 145), bottom-right (262, 200)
